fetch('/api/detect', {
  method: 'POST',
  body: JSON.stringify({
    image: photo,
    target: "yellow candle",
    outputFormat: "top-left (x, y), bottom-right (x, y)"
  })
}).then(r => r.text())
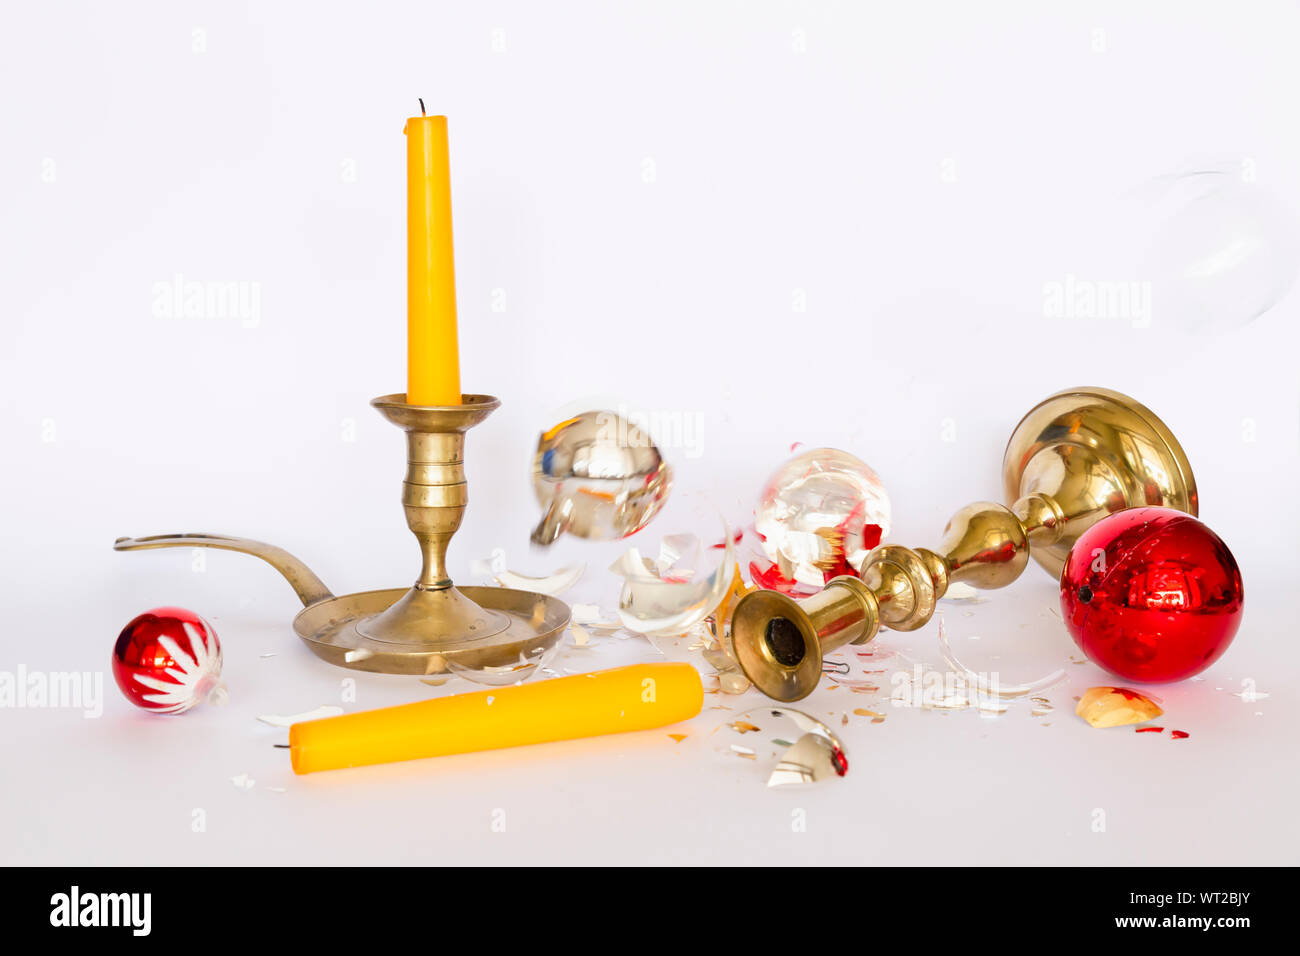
top-left (405, 112), bottom-right (461, 406)
top-left (289, 662), bottom-right (703, 774)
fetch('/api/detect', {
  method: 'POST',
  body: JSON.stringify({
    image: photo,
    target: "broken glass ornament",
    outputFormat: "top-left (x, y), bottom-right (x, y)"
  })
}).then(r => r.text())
top-left (752, 448), bottom-right (890, 595)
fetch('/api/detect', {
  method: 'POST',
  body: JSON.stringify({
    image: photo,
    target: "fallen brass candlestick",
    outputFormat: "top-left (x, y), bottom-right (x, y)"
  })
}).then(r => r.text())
top-left (732, 386), bottom-right (1198, 701)
top-left (116, 394), bottom-right (571, 678)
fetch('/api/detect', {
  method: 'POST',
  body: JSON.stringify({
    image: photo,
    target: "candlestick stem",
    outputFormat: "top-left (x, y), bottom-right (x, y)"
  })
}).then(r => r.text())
top-left (403, 428), bottom-right (467, 590)
top-left (358, 393), bottom-right (506, 646)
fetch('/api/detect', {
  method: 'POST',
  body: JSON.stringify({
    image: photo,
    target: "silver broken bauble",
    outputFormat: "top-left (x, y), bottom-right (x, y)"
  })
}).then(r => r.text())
top-left (531, 410), bottom-right (673, 546)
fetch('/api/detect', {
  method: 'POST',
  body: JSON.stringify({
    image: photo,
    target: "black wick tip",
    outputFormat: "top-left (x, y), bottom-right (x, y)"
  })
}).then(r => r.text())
top-left (418, 98), bottom-right (426, 116)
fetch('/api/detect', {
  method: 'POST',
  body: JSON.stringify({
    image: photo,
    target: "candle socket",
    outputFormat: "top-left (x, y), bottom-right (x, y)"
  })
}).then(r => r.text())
top-left (732, 387), bottom-right (1199, 701)
top-left (732, 577), bottom-right (880, 703)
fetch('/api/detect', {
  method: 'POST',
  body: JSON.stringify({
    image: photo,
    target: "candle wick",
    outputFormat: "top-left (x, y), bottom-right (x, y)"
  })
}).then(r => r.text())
top-left (419, 98), bottom-right (426, 116)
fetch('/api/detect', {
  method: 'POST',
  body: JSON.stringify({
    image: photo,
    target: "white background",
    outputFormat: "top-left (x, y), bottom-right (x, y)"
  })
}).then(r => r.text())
top-left (2, 1), bottom-right (1297, 865)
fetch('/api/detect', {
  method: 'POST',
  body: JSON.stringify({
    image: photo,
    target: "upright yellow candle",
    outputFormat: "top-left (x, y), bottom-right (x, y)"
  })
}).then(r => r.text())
top-left (288, 663), bottom-right (704, 774)
top-left (405, 112), bottom-right (461, 406)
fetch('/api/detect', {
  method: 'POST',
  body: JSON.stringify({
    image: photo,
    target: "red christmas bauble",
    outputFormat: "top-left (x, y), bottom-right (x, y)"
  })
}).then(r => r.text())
top-left (1060, 507), bottom-right (1243, 682)
top-left (112, 607), bottom-right (226, 714)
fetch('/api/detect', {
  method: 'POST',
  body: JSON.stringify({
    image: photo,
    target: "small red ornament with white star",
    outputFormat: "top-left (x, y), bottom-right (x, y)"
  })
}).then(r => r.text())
top-left (112, 607), bottom-right (227, 714)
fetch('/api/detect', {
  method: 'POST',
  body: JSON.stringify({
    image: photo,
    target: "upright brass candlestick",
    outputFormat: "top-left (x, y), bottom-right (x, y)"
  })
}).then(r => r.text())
top-left (732, 387), bottom-right (1198, 701)
top-left (115, 393), bottom-right (571, 676)
top-left (358, 394), bottom-right (510, 646)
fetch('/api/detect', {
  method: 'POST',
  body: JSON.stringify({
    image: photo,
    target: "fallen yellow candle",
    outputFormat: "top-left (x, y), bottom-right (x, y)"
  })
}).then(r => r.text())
top-left (289, 662), bottom-right (703, 774)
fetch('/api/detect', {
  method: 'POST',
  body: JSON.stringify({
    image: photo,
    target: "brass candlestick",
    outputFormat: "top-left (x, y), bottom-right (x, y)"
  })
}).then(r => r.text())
top-left (115, 393), bottom-right (571, 677)
top-left (732, 386), bottom-right (1198, 701)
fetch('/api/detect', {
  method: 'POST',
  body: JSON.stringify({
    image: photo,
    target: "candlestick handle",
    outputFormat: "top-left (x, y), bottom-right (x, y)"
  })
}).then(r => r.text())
top-left (113, 533), bottom-right (332, 607)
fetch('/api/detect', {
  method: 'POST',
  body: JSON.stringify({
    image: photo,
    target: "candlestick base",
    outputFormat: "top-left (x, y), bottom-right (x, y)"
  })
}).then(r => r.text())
top-left (356, 585), bottom-right (510, 645)
top-left (298, 584), bottom-right (570, 677)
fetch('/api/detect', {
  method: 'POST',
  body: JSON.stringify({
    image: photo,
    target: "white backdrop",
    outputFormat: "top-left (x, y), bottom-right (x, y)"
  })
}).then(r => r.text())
top-left (2, 1), bottom-right (1297, 865)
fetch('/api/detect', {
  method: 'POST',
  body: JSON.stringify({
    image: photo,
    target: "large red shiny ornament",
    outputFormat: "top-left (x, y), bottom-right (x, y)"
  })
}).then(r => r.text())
top-left (1060, 508), bottom-right (1243, 683)
top-left (112, 607), bottom-right (226, 714)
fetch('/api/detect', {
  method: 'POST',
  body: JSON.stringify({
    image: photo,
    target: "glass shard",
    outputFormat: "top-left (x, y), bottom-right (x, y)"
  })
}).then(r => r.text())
top-left (1075, 686), bottom-right (1164, 728)
top-left (611, 529), bottom-right (735, 637)
top-left (494, 563), bottom-right (586, 596)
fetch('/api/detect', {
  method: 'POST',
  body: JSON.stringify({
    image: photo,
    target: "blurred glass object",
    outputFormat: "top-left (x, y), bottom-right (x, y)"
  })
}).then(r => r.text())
top-left (1143, 167), bottom-right (1299, 332)
top-left (531, 411), bottom-right (672, 546)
